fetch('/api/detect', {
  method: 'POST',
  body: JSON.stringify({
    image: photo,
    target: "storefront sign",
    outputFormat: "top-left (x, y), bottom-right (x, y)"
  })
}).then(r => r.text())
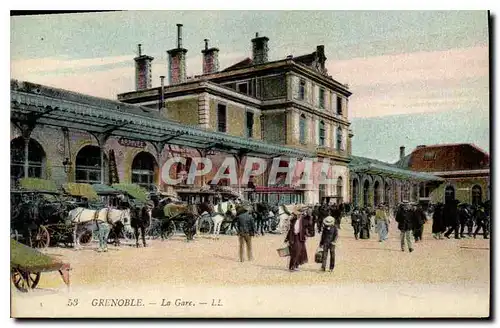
top-left (118, 138), bottom-right (146, 148)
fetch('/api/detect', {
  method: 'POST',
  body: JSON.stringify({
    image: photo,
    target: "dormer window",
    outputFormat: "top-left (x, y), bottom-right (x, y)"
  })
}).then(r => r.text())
top-left (423, 152), bottom-right (436, 161)
top-left (237, 82), bottom-right (249, 95)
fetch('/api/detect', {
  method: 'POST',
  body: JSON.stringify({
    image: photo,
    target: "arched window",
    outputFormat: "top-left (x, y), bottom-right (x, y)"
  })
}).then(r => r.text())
top-left (471, 185), bottom-right (482, 205)
top-left (363, 180), bottom-right (370, 207)
top-left (336, 176), bottom-right (343, 200)
top-left (374, 180), bottom-right (381, 206)
top-left (336, 127), bottom-right (342, 150)
top-left (75, 145), bottom-right (103, 184)
top-left (299, 114), bottom-right (306, 144)
top-left (10, 137), bottom-right (46, 181)
top-left (318, 121), bottom-right (325, 146)
top-left (132, 152), bottom-right (157, 191)
top-left (445, 185), bottom-right (455, 204)
top-left (352, 178), bottom-right (359, 207)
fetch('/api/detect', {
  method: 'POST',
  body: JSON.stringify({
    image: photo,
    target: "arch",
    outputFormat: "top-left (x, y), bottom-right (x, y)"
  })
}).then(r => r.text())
top-left (352, 177), bottom-right (360, 207)
top-left (131, 151), bottom-right (158, 191)
top-left (384, 181), bottom-right (391, 205)
top-left (471, 185), bottom-right (482, 205)
top-left (374, 180), bottom-right (382, 207)
top-left (336, 176), bottom-right (343, 202)
top-left (363, 179), bottom-right (370, 207)
top-left (444, 185), bottom-right (455, 204)
top-left (10, 137), bottom-right (46, 181)
top-left (75, 145), bottom-right (104, 184)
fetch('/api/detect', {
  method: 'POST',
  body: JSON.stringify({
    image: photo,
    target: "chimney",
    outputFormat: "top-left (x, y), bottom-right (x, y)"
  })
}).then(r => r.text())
top-left (134, 43), bottom-right (154, 91)
top-left (159, 76), bottom-right (165, 110)
top-left (251, 32), bottom-right (269, 65)
top-left (400, 146), bottom-right (406, 160)
top-left (201, 39), bottom-right (219, 74)
top-left (315, 45), bottom-right (327, 73)
top-left (167, 24), bottom-right (188, 85)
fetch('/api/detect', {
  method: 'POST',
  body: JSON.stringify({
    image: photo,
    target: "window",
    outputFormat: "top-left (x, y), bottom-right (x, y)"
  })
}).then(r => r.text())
top-left (318, 121), bottom-right (325, 146)
top-left (131, 152), bottom-right (157, 190)
top-left (217, 104), bottom-right (227, 133)
top-left (237, 82), bottom-right (249, 95)
top-left (336, 127), bottom-right (342, 150)
top-left (246, 111), bottom-right (254, 138)
top-left (75, 145), bottom-right (102, 184)
top-left (299, 79), bottom-right (306, 100)
top-left (472, 185), bottom-right (482, 205)
top-left (336, 96), bottom-right (342, 115)
top-left (10, 137), bottom-right (45, 181)
top-left (423, 152), bottom-right (436, 161)
top-left (299, 114), bottom-right (306, 144)
top-left (336, 177), bottom-right (343, 199)
top-left (319, 88), bottom-right (325, 109)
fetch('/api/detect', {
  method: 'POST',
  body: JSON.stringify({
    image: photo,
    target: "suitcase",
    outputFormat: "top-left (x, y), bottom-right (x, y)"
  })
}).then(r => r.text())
top-left (314, 248), bottom-right (324, 263)
top-left (277, 246), bottom-right (290, 257)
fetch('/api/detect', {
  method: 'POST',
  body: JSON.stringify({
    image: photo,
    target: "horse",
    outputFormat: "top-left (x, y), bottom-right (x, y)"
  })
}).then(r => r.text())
top-left (68, 207), bottom-right (131, 251)
top-left (130, 202), bottom-right (154, 248)
top-left (252, 202), bottom-right (270, 236)
top-left (210, 200), bottom-right (237, 239)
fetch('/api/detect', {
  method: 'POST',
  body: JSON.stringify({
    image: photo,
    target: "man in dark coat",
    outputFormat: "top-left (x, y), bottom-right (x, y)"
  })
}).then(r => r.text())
top-left (444, 199), bottom-right (460, 239)
top-left (359, 208), bottom-right (371, 239)
top-left (351, 208), bottom-right (361, 240)
top-left (235, 205), bottom-right (255, 262)
top-left (331, 204), bottom-right (342, 230)
top-left (396, 203), bottom-right (414, 252)
top-left (285, 207), bottom-right (309, 272)
top-left (458, 204), bottom-right (472, 238)
top-left (473, 204), bottom-right (490, 239)
top-left (319, 216), bottom-right (339, 272)
top-left (432, 203), bottom-right (446, 239)
top-left (413, 204), bottom-right (427, 242)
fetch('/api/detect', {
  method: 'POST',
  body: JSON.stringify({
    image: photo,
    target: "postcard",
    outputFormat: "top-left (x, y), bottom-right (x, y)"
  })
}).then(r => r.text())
top-left (9, 10), bottom-right (490, 318)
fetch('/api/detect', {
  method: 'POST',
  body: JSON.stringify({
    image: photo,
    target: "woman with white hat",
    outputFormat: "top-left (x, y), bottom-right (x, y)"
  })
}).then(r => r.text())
top-left (284, 206), bottom-right (309, 272)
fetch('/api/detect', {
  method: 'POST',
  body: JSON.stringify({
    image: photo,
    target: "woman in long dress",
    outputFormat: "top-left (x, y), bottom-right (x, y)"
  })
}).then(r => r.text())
top-left (284, 207), bottom-right (309, 272)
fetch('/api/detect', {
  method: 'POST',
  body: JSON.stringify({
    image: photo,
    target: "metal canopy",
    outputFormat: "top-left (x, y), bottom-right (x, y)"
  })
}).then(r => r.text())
top-left (350, 163), bottom-right (444, 182)
top-left (11, 89), bottom-right (313, 159)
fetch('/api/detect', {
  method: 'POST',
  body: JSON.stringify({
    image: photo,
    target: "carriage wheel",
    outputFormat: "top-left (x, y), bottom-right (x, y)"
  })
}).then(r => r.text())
top-left (146, 219), bottom-right (162, 240)
top-left (198, 217), bottom-right (212, 235)
top-left (163, 221), bottom-right (175, 239)
top-left (78, 230), bottom-right (93, 246)
top-left (31, 226), bottom-right (50, 249)
top-left (11, 269), bottom-right (40, 293)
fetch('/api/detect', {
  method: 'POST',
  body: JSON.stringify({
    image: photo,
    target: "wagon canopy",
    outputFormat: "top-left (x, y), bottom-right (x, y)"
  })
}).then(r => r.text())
top-left (17, 178), bottom-right (59, 193)
top-left (111, 184), bottom-right (149, 202)
top-left (91, 184), bottom-right (123, 196)
top-left (62, 183), bottom-right (99, 201)
top-left (10, 239), bottom-right (70, 285)
top-left (163, 203), bottom-right (189, 218)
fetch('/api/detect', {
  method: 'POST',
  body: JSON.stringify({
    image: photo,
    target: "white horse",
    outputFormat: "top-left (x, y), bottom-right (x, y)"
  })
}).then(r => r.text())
top-left (68, 207), bottom-right (131, 251)
top-left (210, 200), bottom-right (237, 239)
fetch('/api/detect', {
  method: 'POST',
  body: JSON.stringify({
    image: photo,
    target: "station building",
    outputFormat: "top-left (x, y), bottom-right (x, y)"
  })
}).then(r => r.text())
top-left (10, 24), bottom-right (354, 205)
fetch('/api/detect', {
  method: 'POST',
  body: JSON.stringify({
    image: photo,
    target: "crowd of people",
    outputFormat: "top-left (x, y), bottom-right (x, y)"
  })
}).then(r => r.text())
top-left (233, 198), bottom-right (491, 272)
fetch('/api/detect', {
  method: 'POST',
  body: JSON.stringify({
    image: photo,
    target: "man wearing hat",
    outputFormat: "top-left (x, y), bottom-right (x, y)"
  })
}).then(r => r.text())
top-left (319, 216), bottom-right (339, 272)
top-left (284, 206), bottom-right (310, 271)
top-left (235, 205), bottom-right (255, 262)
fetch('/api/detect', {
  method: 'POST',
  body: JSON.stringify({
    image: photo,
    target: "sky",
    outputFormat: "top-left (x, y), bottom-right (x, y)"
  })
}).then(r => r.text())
top-left (10, 10), bottom-right (490, 163)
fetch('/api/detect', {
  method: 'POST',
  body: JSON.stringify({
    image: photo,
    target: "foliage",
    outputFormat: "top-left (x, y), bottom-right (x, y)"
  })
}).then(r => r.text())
top-left (112, 184), bottom-right (148, 202)
top-left (10, 239), bottom-right (59, 269)
top-left (18, 178), bottom-right (58, 192)
top-left (62, 183), bottom-right (99, 201)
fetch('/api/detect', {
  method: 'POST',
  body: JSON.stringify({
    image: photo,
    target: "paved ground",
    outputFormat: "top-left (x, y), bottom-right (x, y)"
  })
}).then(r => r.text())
top-left (11, 220), bottom-right (490, 318)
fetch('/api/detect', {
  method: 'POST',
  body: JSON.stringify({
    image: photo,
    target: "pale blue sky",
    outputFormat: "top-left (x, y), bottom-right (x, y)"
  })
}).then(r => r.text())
top-left (10, 11), bottom-right (490, 162)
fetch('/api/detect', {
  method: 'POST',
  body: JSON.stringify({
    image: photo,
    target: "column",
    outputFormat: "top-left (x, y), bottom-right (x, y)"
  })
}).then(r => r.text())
top-left (96, 134), bottom-right (109, 185)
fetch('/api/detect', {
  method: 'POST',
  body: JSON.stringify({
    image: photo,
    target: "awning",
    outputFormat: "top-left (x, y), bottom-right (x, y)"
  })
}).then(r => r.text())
top-left (350, 163), bottom-right (444, 182)
top-left (11, 80), bottom-right (314, 159)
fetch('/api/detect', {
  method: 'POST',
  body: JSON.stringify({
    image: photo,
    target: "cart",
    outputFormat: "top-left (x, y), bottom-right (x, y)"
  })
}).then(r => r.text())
top-left (10, 239), bottom-right (70, 293)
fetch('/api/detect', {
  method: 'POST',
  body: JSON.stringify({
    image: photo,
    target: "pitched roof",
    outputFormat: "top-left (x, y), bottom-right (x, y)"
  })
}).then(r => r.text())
top-left (223, 57), bottom-right (253, 71)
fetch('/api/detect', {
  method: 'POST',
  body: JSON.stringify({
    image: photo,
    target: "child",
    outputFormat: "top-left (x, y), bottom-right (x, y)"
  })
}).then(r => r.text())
top-left (319, 216), bottom-right (339, 272)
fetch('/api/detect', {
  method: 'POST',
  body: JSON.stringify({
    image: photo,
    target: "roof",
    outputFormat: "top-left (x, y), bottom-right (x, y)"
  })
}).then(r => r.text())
top-left (350, 156), bottom-right (443, 182)
top-left (223, 57), bottom-right (253, 71)
top-left (11, 80), bottom-right (314, 159)
top-left (394, 143), bottom-right (490, 172)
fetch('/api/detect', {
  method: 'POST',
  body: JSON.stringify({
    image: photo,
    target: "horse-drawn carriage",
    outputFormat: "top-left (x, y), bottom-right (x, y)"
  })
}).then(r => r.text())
top-left (11, 239), bottom-right (70, 293)
top-left (10, 178), bottom-right (87, 249)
